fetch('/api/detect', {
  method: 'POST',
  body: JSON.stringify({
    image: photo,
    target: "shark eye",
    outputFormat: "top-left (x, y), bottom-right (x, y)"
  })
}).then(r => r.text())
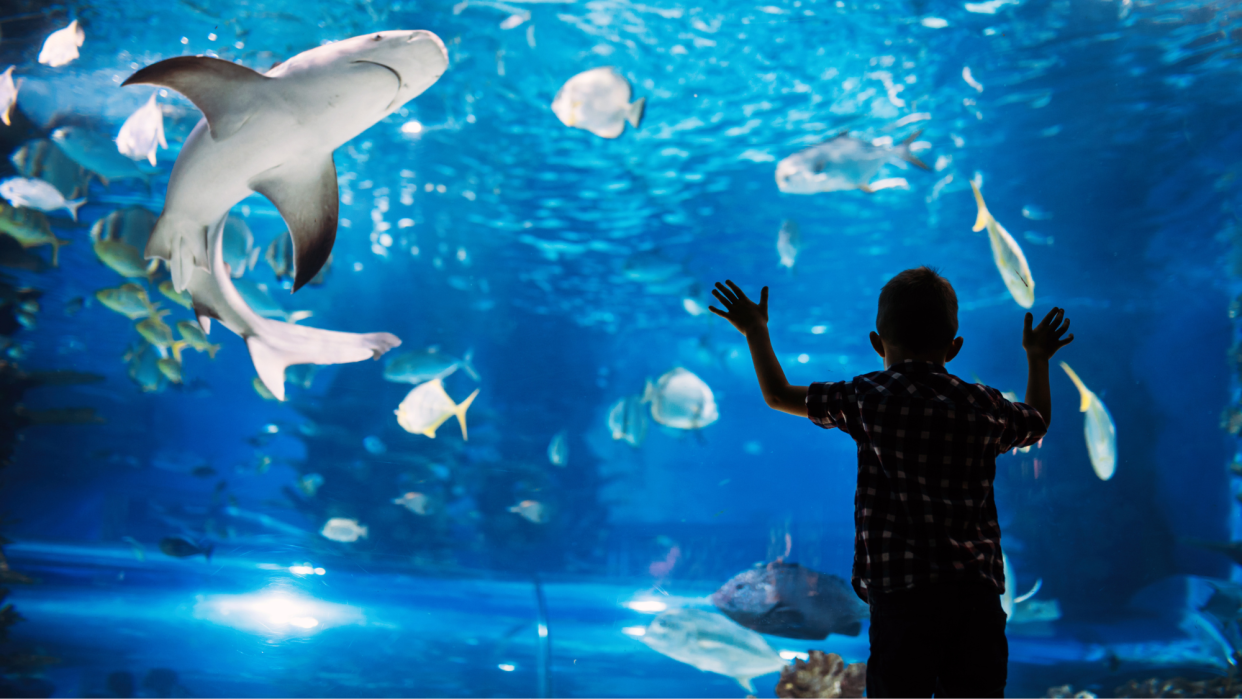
top-left (373, 34), bottom-right (383, 41)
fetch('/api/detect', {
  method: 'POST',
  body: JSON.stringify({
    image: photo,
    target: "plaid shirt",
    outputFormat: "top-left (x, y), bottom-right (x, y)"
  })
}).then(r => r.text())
top-left (807, 360), bottom-right (1046, 602)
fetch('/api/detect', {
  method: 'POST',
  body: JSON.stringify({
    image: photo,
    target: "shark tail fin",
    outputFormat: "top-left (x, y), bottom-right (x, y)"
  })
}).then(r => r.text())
top-left (969, 181), bottom-right (991, 232)
top-left (461, 349), bottom-right (480, 380)
top-left (454, 389), bottom-right (480, 441)
top-left (1059, 361), bottom-right (1093, 412)
top-left (65, 198), bottom-right (86, 222)
top-left (627, 97), bottom-right (646, 129)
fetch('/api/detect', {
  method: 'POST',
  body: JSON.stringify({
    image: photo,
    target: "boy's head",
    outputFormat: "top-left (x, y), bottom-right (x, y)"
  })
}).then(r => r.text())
top-left (872, 266), bottom-right (962, 363)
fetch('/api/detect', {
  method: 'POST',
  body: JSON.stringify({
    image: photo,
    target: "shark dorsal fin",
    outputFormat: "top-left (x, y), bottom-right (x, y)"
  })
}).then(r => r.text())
top-left (123, 56), bottom-right (269, 141)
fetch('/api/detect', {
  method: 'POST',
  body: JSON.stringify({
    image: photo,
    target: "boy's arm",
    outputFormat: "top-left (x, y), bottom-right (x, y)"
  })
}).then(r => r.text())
top-left (710, 280), bottom-right (809, 417)
top-left (1022, 307), bottom-right (1074, 427)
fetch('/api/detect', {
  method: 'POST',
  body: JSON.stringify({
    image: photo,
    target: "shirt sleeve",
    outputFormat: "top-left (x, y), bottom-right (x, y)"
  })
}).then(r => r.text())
top-left (993, 393), bottom-right (1048, 452)
top-left (807, 380), bottom-right (856, 435)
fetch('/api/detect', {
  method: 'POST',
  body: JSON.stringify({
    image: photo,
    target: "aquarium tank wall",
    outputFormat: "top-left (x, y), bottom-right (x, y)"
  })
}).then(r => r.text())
top-left (0, 0), bottom-right (1238, 696)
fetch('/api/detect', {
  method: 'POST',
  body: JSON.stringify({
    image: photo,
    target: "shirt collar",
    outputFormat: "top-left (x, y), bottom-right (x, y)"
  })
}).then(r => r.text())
top-left (887, 359), bottom-right (946, 374)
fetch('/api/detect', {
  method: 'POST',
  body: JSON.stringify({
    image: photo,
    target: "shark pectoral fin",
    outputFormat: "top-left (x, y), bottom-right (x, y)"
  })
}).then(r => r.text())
top-left (246, 336), bottom-right (288, 402)
top-left (734, 676), bottom-right (756, 693)
top-left (250, 155), bottom-right (339, 293)
top-left (122, 56), bottom-right (269, 141)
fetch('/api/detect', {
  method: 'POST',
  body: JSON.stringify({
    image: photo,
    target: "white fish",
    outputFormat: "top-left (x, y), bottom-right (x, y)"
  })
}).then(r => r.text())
top-left (320, 517), bottom-right (367, 542)
top-left (777, 219), bottom-right (799, 270)
top-left (0, 66), bottom-right (19, 126)
top-left (1060, 362), bottom-right (1117, 481)
top-left (970, 181), bottom-right (1034, 309)
top-left (0, 177), bottom-right (85, 221)
top-left (639, 608), bottom-right (786, 692)
top-left (608, 394), bottom-right (649, 446)
top-left (392, 491), bottom-right (432, 515)
top-left (116, 93), bottom-right (168, 167)
top-left (221, 214), bottom-right (259, 278)
top-left (962, 66), bottom-right (984, 92)
top-left (508, 500), bottom-right (546, 523)
top-left (394, 378), bottom-right (479, 439)
top-left (775, 131), bottom-right (929, 194)
top-left (38, 20), bottom-right (84, 68)
top-left (644, 367), bottom-right (718, 430)
top-left (185, 215), bottom-right (402, 401)
top-left (683, 297), bottom-right (710, 316)
top-left (123, 30), bottom-right (449, 292)
top-left (551, 67), bottom-right (646, 139)
top-left (547, 430), bottom-right (568, 467)
top-left (1022, 204), bottom-right (1053, 220)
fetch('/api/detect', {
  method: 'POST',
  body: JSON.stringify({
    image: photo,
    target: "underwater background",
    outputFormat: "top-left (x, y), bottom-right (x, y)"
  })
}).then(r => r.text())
top-left (0, 0), bottom-right (1239, 696)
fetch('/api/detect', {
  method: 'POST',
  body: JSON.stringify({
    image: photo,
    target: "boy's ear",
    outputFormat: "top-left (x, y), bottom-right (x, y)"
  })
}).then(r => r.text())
top-left (869, 331), bottom-right (885, 358)
top-left (944, 336), bottom-right (965, 363)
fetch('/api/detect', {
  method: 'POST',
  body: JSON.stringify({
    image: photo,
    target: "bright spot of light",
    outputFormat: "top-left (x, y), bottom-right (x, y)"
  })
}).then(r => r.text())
top-left (625, 600), bottom-right (667, 613)
top-left (207, 32), bottom-right (217, 41)
top-left (315, 568), bottom-right (325, 576)
top-left (498, 663), bottom-right (516, 672)
top-left (811, 325), bottom-right (828, 335)
top-left (289, 565), bottom-right (315, 575)
top-left (780, 650), bottom-right (810, 661)
top-left (621, 626), bottom-right (647, 637)
top-left (194, 590), bottom-right (363, 636)
top-left (797, 353), bottom-right (810, 364)
top-left (537, 624), bottom-right (548, 638)
top-left (289, 616), bottom-right (319, 629)
top-left (401, 120), bottom-right (424, 134)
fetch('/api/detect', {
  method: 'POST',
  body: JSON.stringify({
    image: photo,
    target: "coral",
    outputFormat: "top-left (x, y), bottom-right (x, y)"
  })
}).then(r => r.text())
top-left (775, 650), bottom-right (866, 698)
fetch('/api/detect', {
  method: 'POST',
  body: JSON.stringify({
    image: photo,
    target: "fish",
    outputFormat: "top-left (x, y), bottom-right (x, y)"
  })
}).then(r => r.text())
top-left (116, 93), bottom-right (168, 167)
top-left (1022, 204), bottom-right (1053, 220)
top-left (10, 139), bottom-right (92, 201)
top-left (712, 561), bottom-right (870, 640)
top-left (125, 342), bottom-right (166, 392)
top-left (158, 280), bottom-right (193, 309)
top-left (157, 356), bottom-right (183, 384)
top-left (190, 465), bottom-right (217, 477)
top-left (266, 230), bottom-right (330, 285)
top-left (639, 608), bottom-right (786, 692)
top-left (623, 250), bottom-right (682, 284)
top-left (0, 66), bottom-right (18, 126)
top-left (221, 215), bottom-right (259, 278)
top-left (384, 347), bottom-right (479, 385)
top-left (123, 30), bottom-right (449, 293)
top-left (0, 178), bottom-right (85, 221)
top-left (92, 206), bottom-right (158, 249)
top-left (64, 296), bottom-right (84, 315)
top-left (183, 214), bottom-right (402, 401)
top-left (320, 517), bottom-right (367, 542)
top-left (392, 491), bottom-right (432, 515)
top-left (547, 430), bottom-right (568, 466)
top-left (643, 367), bottom-right (719, 430)
top-left (1011, 598), bottom-right (1061, 624)
top-left (551, 66), bottom-right (646, 139)
top-left (232, 278), bottom-right (312, 322)
top-left (1060, 362), bottom-right (1117, 481)
top-left (775, 130), bottom-right (929, 194)
top-left (158, 536), bottom-right (211, 560)
top-left (970, 181), bottom-right (1035, 309)
top-left (508, 499), bottom-right (546, 523)
top-left (297, 473), bottom-right (324, 497)
top-left (38, 20), bottom-right (84, 68)
top-left (394, 378), bottom-right (479, 439)
top-left (51, 127), bottom-right (153, 185)
top-left (0, 201), bottom-right (68, 266)
top-left (136, 313), bottom-right (188, 360)
top-left (176, 320), bottom-right (220, 358)
top-left (94, 240), bottom-right (158, 278)
top-left (777, 219), bottom-right (800, 270)
top-left (608, 394), bottom-right (649, 446)
top-left (96, 283), bottom-right (160, 319)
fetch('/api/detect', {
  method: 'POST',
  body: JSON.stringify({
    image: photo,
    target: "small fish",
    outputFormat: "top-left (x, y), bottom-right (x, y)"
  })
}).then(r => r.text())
top-left (643, 367), bottom-right (718, 430)
top-left (64, 296), bottom-right (84, 315)
top-left (158, 536), bottom-right (211, 560)
top-left (363, 435), bottom-right (387, 455)
top-left (713, 561), bottom-right (869, 640)
top-left (92, 206), bottom-right (158, 255)
top-left (1060, 362), bottom-right (1117, 481)
top-left (1022, 204), bottom-right (1053, 220)
top-left (222, 215), bottom-right (259, 278)
top-left (639, 608), bottom-right (786, 692)
top-left (777, 219), bottom-right (800, 270)
top-left (94, 239), bottom-right (158, 278)
top-left (38, 20), bottom-right (85, 68)
top-left (320, 517), bottom-right (367, 543)
top-left (970, 181), bottom-right (1035, 309)
top-left (297, 473), bottom-right (324, 497)
top-left (392, 491), bottom-right (432, 515)
top-left (0, 66), bottom-right (18, 126)
top-left (683, 297), bottom-right (710, 316)
top-left (156, 356), bottom-right (183, 384)
top-left (176, 321), bottom-right (221, 359)
top-left (962, 66), bottom-right (984, 92)
top-left (0, 177), bottom-right (85, 221)
top-left (124, 342), bottom-right (165, 392)
top-left (96, 283), bottom-right (159, 319)
top-left (158, 280), bottom-right (193, 309)
top-left (51, 127), bottom-right (153, 185)
top-left (384, 347), bottom-right (479, 385)
top-left (266, 230), bottom-right (330, 285)
top-left (190, 465), bottom-right (217, 478)
top-left (551, 67), bottom-right (645, 139)
top-left (9, 139), bottom-right (91, 201)
top-left (547, 430), bottom-right (569, 467)
top-left (608, 394), bottom-right (649, 446)
top-left (394, 379), bottom-right (479, 439)
top-left (775, 130), bottom-right (929, 195)
top-left (117, 93), bottom-right (167, 166)
top-left (0, 201), bottom-right (68, 265)
top-left (508, 499), bottom-right (546, 523)
top-left (136, 313), bottom-right (188, 360)
top-left (623, 250), bottom-right (683, 284)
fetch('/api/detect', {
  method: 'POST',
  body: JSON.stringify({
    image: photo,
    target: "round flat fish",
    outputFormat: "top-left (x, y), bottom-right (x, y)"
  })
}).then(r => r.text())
top-left (551, 67), bottom-right (646, 139)
top-left (645, 367), bottom-right (718, 430)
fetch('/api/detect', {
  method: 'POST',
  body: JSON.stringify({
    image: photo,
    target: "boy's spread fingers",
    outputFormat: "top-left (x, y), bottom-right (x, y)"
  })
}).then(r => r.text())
top-left (714, 282), bottom-right (738, 304)
top-left (708, 306), bottom-right (728, 319)
top-left (725, 279), bottom-right (748, 301)
top-left (711, 289), bottom-right (732, 307)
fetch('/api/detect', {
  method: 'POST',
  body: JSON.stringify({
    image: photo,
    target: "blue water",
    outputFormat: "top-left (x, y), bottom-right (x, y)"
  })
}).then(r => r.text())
top-left (0, 0), bottom-right (1240, 696)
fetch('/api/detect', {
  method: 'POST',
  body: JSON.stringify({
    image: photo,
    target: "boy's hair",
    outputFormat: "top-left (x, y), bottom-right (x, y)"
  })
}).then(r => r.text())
top-left (876, 266), bottom-right (959, 353)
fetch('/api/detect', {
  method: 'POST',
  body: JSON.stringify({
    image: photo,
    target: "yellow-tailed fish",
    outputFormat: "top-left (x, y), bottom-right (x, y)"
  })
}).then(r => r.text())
top-left (1060, 362), bottom-right (1116, 481)
top-left (156, 356), bottom-right (183, 384)
top-left (157, 279), bottom-right (193, 309)
top-left (176, 320), bottom-right (220, 359)
top-left (96, 283), bottom-right (158, 319)
top-left (394, 379), bottom-right (479, 439)
top-left (253, 377), bottom-right (278, 400)
top-left (970, 181), bottom-right (1034, 309)
top-left (0, 201), bottom-right (69, 266)
top-left (93, 239), bottom-right (158, 278)
top-left (136, 312), bottom-right (188, 361)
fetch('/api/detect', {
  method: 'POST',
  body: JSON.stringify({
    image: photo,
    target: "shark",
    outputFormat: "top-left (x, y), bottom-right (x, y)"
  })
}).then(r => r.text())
top-left (123, 29), bottom-right (449, 292)
top-left (186, 214), bottom-right (401, 401)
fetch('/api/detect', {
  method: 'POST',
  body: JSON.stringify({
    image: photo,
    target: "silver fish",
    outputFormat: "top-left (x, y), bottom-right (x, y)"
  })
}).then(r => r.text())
top-left (384, 347), bottom-right (478, 385)
top-left (639, 608), bottom-right (786, 692)
top-left (0, 66), bottom-right (18, 126)
top-left (775, 131), bottom-right (929, 194)
top-left (643, 367), bottom-right (718, 430)
top-left (38, 20), bottom-right (84, 68)
top-left (547, 430), bottom-right (568, 467)
top-left (777, 219), bottom-right (800, 270)
top-left (51, 126), bottom-right (153, 185)
top-left (607, 394), bottom-right (648, 447)
top-left (116, 93), bottom-right (167, 166)
top-left (0, 177), bottom-right (84, 221)
top-left (551, 67), bottom-right (645, 139)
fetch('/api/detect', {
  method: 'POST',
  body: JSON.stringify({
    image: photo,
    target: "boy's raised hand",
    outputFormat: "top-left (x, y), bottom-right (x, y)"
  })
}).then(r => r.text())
top-left (1023, 307), bottom-right (1074, 361)
top-left (710, 280), bottom-right (768, 336)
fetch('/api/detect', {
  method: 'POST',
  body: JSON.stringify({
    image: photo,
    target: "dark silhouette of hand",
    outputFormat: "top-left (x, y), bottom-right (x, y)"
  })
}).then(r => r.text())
top-left (710, 280), bottom-right (768, 337)
top-left (1024, 307), bottom-right (1074, 361)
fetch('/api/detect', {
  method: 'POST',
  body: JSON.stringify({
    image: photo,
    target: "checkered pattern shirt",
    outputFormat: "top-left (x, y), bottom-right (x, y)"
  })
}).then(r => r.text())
top-left (807, 360), bottom-right (1046, 602)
